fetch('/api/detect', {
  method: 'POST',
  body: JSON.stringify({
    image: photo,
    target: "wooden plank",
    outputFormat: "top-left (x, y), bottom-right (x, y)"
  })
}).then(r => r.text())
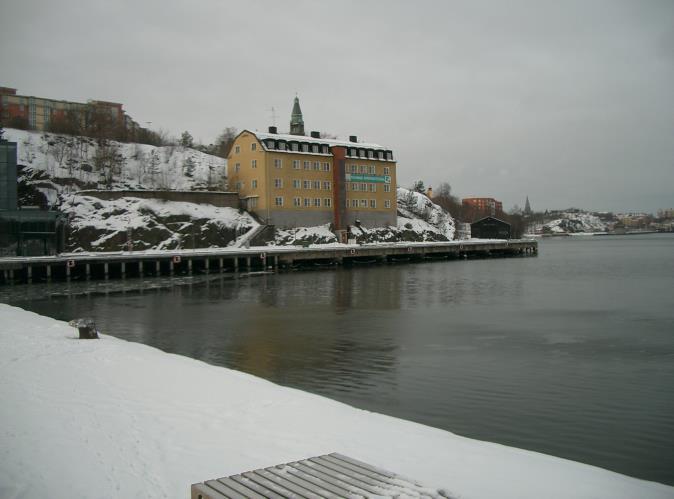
top-left (215, 476), bottom-right (268, 499)
top-left (310, 456), bottom-right (391, 488)
top-left (303, 459), bottom-right (389, 496)
top-left (191, 482), bottom-right (228, 499)
top-left (242, 470), bottom-right (298, 498)
top-left (267, 465), bottom-right (345, 499)
top-left (205, 479), bottom-right (247, 499)
top-left (253, 468), bottom-right (316, 499)
top-left (287, 462), bottom-right (367, 497)
top-left (229, 474), bottom-right (287, 499)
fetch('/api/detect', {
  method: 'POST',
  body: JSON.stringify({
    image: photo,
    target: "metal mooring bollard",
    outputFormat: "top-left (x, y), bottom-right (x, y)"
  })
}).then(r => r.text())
top-left (69, 318), bottom-right (99, 339)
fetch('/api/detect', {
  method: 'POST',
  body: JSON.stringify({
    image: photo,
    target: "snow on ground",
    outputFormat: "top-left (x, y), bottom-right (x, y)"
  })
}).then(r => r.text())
top-left (272, 223), bottom-right (338, 246)
top-left (3, 128), bottom-right (227, 203)
top-left (1, 304), bottom-right (672, 499)
top-left (543, 213), bottom-right (607, 234)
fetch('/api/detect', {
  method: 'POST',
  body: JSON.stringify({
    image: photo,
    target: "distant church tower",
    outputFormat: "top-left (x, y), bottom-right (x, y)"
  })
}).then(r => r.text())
top-left (524, 196), bottom-right (532, 215)
top-left (289, 95), bottom-right (305, 136)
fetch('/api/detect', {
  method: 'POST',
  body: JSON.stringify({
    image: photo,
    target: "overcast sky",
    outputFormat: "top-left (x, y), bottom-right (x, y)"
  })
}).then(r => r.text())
top-left (2, 0), bottom-right (673, 213)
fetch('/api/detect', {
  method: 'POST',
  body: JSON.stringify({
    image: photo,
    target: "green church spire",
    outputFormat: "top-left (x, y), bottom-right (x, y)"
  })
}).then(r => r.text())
top-left (289, 95), bottom-right (305, 136)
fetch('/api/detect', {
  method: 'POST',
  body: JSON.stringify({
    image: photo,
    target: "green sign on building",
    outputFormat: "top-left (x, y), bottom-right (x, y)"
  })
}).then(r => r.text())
top-left (345, 173), bottom-right (391, 184)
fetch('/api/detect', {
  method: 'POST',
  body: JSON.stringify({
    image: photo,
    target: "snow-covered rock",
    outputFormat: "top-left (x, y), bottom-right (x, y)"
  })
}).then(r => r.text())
top-left (397, 187), bottom-right (456, 240)
top-left (1, 304), bottom-right (672, 499)
top-left (61, 194), bottom-right (256, 252)
top-left (543, 213), bottom-right (607, 234)
top-left (3, 128), bottom-right (227, 206)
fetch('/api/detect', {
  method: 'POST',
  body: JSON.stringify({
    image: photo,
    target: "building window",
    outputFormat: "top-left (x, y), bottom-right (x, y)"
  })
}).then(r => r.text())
top-left (385, 200), bottom-right (391, 208)
top-left (322, 162), bottom-right (330, 171)
top-left (369, 184), bottom-right (376, 192)
top-left (293, 179), bottom-right (301, 188)
top-left (368, 165), bottom-right (375, 174)
top-left (360, 183), bottom-right (367, 191)
top-left (322, 145), bottom-right (329, 154)
top-left (293, 160), bottom-right (300, 170)
top-left (324, 198), bottom-right (332, 207)
top-left (384, 166), bottom-right (390, 175)
top-left (313, 161), bottom-right (320, 171)
top-left (303, 161), bottom-right (310, 170)
top-left (370, 199), bottom-right (376, 208)
top-left (311, 144), bottom-right (318, 153)
top-left (351, 199), bottom-right (358, 208)
top-left (266, 140), bottom-right (275, 149)
top-left (235, 163), bottom-right (240, 172)
top-left (323, 181), bottom-right (331, 190)
top-left (352, 183), bottom-right (359, 191)
top-left (293, 197), bottom-right (301, 207)
top-left (251, 143), bottom-right (257, 151)
top-left (252, 179), bottom-right (258, 189)
top-left (235, 145), bottom-right (240, 154)
top-left (274, 159), bottom-right (282, 169)
top-left (251, 159), bottom-right (257, 168)
top-left (313, 180), bottom-right (321, 189)
top-left (360, 199), bottom-right (367, 208)
top-left (274, 196), bottom-right (284, 206)
top-left (235, 181), bottom-right (242, 190)
top-left (359, 149), bottom-right (365, 157)
top-left (301, 143), bottom-right (309, 152)
top-left (274, 178), bottom-right (283, 188)
top-left (359, 165), bottom-right (366, 173)
top-left (304, 198), bottom-right (311, 207)
top-left (368, 150), bottom-right (374, 159)
top-left (384, 184), bottom-right (391, 192)
top-left (350, 165), bottom-right (357, 173)
top-left (386, 151), bottom-right (393, 160)
top-left (278, 142), bottom-right (286, 151)
top-left (303, 180), bottom-right (311, 189)
top-left (314, 198), bottom-right (321, 207)
top-left (291, 143), bottom-right (298, 152)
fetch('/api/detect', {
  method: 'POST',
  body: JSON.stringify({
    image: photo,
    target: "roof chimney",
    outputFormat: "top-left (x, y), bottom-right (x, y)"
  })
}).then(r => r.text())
top-left (310, 131), bottom-right (320, 138)
top-left (349, 135), bottom-right (358, 143)
top-left (268, 126), bottom-right (277, 134)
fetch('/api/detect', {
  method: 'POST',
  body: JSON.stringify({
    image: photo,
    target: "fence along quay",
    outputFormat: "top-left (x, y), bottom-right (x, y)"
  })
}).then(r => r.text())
top-left (0, 239), bottom-right (537, 285)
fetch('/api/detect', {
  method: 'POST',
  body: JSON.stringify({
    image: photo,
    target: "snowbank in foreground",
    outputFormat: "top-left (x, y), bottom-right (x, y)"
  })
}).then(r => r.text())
top-left (0, 305), bottom-right (671, 499)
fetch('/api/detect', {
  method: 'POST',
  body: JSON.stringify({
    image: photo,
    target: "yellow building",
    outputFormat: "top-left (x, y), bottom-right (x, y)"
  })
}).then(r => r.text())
top-left (228, 97), bottom-right (397, 233)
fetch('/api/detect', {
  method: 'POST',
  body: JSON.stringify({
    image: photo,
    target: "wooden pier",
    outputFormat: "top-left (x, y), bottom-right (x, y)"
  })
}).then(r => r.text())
top-left (0, 239), bottom-right (537, 285)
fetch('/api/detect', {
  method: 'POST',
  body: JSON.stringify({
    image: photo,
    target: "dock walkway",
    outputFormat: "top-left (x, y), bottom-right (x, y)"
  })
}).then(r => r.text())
top-left (0, 239), bottom-right (537, 285)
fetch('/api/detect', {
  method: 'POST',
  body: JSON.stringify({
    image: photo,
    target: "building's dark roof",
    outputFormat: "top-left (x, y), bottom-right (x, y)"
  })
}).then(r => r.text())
top-left (471, 216), bottom-right (511, 226)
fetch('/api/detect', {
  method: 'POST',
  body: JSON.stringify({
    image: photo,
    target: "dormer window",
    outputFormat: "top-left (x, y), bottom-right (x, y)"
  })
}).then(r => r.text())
top-left (278, 141), bottom-right (286, 151)
top-left (266, 140), bottom-right (275, 149)
top-left (321, 145), bottom-right (328, 154)
top-left (301, 143), bottom-right (309, 152)
top-left (291, 142), bottom-right (298, 152)
top-left (368, 150), bottom-right (374, 159)
top-left (311, 144), bottom-right (318, 153)
top-left (358, 149), bottom-right (365, 157)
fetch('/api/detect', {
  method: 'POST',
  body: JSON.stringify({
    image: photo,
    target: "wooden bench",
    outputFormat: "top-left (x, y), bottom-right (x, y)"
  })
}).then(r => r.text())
top-left (191, 452), bottom-right (451, 498)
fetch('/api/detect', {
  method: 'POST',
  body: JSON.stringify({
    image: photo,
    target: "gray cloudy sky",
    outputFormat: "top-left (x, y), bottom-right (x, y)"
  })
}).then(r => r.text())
top-left (2, 0), bottom-right (673, 213)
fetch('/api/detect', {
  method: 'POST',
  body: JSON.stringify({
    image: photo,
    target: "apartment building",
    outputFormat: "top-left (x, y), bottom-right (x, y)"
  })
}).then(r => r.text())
top-left (228, 97), bottom-right (397, 232)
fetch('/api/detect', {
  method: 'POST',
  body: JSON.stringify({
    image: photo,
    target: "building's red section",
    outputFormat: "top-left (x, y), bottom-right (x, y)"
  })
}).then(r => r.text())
top-left (462, 197), bottom-right (503, 213)
top-left (331, 146), bottom-right (346, 230)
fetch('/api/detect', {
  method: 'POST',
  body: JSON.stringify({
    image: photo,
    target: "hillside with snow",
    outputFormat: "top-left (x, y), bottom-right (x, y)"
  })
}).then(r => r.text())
top-left (61, 194), bottom-right (257, 252)
top-left (3, 128), bottom-right (227, 206)
top-left (543, 212), bottom-right (607, 234)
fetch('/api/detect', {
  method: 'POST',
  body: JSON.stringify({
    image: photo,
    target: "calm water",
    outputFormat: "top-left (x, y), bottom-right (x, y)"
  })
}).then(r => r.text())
top-left (5, 234), bottom-right (674, 485)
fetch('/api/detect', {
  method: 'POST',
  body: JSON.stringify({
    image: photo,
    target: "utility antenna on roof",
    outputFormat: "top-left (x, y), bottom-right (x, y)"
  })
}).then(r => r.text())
top-left (269, 106), bottom-right (278, 127)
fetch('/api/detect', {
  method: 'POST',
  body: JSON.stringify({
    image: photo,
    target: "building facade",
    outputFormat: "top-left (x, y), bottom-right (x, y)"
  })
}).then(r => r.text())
top-left (227, 98), bottom-right (397, 232)
top-left (0, 86), bottom-right (134, 133)
top-left (462, 197), bottom-right (503, 214)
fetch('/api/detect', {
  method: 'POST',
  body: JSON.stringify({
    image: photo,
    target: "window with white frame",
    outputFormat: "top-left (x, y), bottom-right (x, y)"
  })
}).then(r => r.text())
top-left (321, 145), bottom-right (328, 154)
top-left (368, 165), bottom-right (375, 174)
top-left (274, 196), bottom-right (283, 206)
top-left (386, 152), bottom-right (393, 160)
top-left (351, 199), bottom-right (358, 208)
top-left (235, 181), bottom-right (242, 190)
top-left (385, 200), bottom-right (391, 208)
top-left (352, 183), bottom-right (358, 191)
top-left (369, 184), bottom-right (376, 192)
top-left (303, 180), bottom-right (311, 189)
top-left (266, 140), bottom-right (275, 149)
top-left (322, 162), bottom-right (330, 171)
top-left (360, 199), bottom-right (367, 208)
top-left (384, 166), bottom-right (390, 175)
top-left (293, 179), bottom-right (301, 188)
top-left (252, 180), bottom-right (258, 189)
top-left (311, 144), bottom-right (318, 153)
top-left (274, 178), bottom-right (283, 188)
top-left (370, 199), bottom-right (376, 208)
top-left (313, 180), bottom-right (321, 189)
top-left (291, 143), bottom-right (298, 151)
top-left (293, 160), bottom-right (300, 170)
top-left (368, 150), bottom-right (374, 159)
top-left (274, 159), bottom-right (282, 169)
top-left (301, 143), bottom-right (308, 152)
top-left (323, 181), bottom-right (331, 190)
top-left (304, 198), bottom-right (311, 207)
top-left (235, 163), bottom-right (240, 172)
top-left (251, 143), bottom-right (257, 151)
top-left (235, 145), bottom-right (240, 154)
top-left (313, 161), bottom-right (320, 171)
top-left (359, 165), bottom-right (366, 173)
top-left (313, 198), bottom-right (321, 207)
top-left (278, 142), bottom-right (286, 151)
top-left (350, 165), bottom-right (357, 173)
top-left (303, 161), bottom-right (310, 170)
top-left (251, 159), bottom-right (257, 168)
top-left (324, 198), bottom-right (332, 207)
top-left (384, 184), bottom-right (391, 192)
top-left (360, 183), bottom-right (367, 191)
top-left (293, 197), bottom-right (301, 207)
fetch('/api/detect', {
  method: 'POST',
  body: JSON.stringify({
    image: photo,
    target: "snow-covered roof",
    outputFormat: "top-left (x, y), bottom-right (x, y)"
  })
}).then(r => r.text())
top-left (251, 130), bottom-right (390, 151)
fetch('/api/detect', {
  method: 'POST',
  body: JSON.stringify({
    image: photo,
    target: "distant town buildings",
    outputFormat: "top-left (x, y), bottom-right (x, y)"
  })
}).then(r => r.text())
top-left (0, 86), bottom-right (140, 137)
top-left (227, 96), bottom-right (397, 236)
top-left (461, 197), bottom-right (503, 221)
